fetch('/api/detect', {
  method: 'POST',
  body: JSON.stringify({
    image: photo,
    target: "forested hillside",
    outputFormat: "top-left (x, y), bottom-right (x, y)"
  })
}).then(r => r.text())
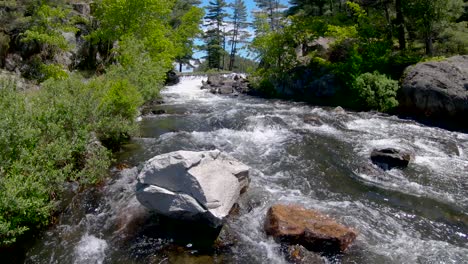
top-left (249, 0), bottom-right (468, 111)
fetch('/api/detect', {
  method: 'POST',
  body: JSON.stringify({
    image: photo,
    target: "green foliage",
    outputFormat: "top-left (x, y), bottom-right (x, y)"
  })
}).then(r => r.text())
top-left (0, 0), bottom-right (206, 248)
top-left (352, 71), bottom-right (399, 112)
top-left (39, 63), bottom-right (69, 81)
top-left (0, 67), bottom-right (150, 245)
top-left (403, 0), bottom-right (464, 55)
top-left (106, 35), bottom-right (167, 101)
top-left (93, 0), bottom-right (176, 66)
top-left (20, 4), bottom-right (75, 51)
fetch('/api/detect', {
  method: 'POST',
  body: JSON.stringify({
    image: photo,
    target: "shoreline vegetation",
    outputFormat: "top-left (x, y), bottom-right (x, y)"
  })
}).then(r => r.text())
top-left (0, 0), bottom-right (203, 249)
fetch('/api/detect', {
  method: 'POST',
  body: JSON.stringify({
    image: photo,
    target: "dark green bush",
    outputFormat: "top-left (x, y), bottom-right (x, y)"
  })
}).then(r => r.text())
top-left (352, 71), bottom-right (399, 112)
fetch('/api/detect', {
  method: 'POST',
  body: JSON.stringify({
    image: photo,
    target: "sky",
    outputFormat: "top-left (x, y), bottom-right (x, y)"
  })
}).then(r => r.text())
top-left (192, 0), bottom-right (290, 61)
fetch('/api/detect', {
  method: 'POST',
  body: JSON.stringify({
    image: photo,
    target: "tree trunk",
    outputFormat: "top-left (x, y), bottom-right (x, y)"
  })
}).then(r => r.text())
top-left (179, 62), bottom-right (182, 72)
top-left (383, 1), bottom-right (393, 41)
top-left (395, 0), bottom-right (406, 50)
top-left (425, 35), bottom-right (434, 56)
top-left (222, 28), bottom-right (226, 70)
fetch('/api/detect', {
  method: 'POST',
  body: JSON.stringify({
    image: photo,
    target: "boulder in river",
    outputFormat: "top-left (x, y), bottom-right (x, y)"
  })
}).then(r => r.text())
top-left (399, 55), bottom-right (468, 130)
top-left (201, 74), bottom-right (250, 94)
top-left (136, 150), bottom-right (250, 227)
top-left (165, 70), bottom-right (180, 86)
top-left (370, 148), bottom-right (413, 170)
top-left (264, 204), bottom-right (357, 253)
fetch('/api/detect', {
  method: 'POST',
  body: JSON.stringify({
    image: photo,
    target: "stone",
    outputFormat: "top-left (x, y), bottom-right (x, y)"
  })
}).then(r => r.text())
top-left (151, 109), bottom-right (166, 115)
top-left (203, 75), bottom-right (250, 94)
top-left (136, 150), bottom-right (250, 227)
top-left (72, 3), bottom-right (91, 17)
top-left (165, 70), bottom-right (180, 86)
top-left (264, 204), bottom-right (357, 253)
top-left (333, 106), bottom-right (346, 114)
top-left (303, 115), bottom-right (322, 125)
top-left (4, 53), bottom-right (22, 72)
top-left (399, 55), bottom-right (468, 129)
top-left (286, 245), bottom-right (325, 264)
top-left (370, 148), bottom-right (413, 170)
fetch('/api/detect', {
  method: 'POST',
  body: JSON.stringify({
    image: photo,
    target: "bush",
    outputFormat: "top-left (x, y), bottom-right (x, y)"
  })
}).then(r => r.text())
top-left (0, 68), bottom-right (148, 246)
top-left (352, 71), bottom-right (399, 112)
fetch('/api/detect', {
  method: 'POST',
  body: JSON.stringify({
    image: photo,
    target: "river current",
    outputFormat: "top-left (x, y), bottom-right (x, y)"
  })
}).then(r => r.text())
top-left (25, 76), bottom-right (467, 263)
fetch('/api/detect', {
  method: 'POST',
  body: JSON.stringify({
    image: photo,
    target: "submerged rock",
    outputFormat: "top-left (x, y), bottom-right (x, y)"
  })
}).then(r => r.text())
top-left (286, 245), bottom-right (325, 264)
top-left (303, 115), bottom-right (323, 125)
top-left (264, 204), bottom-right (357, 253)
top-left (399, 55), bottom-right (468, 129)
top-left (370, 148), bottom-right (413, 170)
top-left (136, 150), bottom-right (250, 227)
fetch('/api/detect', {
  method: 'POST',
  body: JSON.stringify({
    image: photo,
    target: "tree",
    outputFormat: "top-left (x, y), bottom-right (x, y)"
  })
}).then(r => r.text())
top-left (170, 0), bottom-right (204, 72)
top-left (203, 0), bottom-right (228, 70)
top-left (288, 0), bottom-right (329, 16)
top-left (403, 0), bottom-right (464, 56)
top-left (228, 0), bottom-right (250, 71)
top-left (254, 0), bottom-right (285, 31)
top-left (93, 0), bottom-right (176, 67)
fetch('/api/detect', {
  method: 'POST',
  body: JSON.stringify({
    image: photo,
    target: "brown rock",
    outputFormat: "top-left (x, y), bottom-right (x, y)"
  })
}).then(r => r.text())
top-left (264, 204), bottom-right (357, 253)
top-left (287, 245), bottom-right (325, 264)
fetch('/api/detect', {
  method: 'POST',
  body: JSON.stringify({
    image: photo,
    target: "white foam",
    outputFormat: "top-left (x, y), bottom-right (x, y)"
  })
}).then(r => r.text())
top-left (74, 234), bottom-right (108, 264)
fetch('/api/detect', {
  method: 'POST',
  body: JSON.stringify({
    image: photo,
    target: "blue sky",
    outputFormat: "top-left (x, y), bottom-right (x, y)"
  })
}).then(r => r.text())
top-left (193, 0), bottom-right (290, 60)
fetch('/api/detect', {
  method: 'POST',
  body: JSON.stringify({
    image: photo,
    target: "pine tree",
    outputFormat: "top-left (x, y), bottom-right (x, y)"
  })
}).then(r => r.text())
top-left (204, 0), bottom-right (228, 70)
top-left (403, 0), bottom-right (464, 55)
top-left (254, 0), bottom-right (285, 31)
top-left (228, 0), bottom-right (250, 71)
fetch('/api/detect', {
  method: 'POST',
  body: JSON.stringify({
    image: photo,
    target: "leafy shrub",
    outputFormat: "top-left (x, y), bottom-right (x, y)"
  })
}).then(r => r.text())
top-left (39, 63), bottom-right (69, 81)
top-left (0, 70), bottom-right (146, 246)
top-left (352, 71), bottom-right (399, 112)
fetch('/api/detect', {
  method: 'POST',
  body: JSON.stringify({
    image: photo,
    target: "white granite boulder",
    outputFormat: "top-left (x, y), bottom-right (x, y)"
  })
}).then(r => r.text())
top-left (136, 150), bottom-right (250, 227)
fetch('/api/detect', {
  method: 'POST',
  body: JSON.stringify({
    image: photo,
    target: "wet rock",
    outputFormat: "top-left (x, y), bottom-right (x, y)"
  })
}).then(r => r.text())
top-left (136, 150), bottom-right (250, 227)
top-left (399, 55), bottom-right (468, 129)
top-left (309, 74), bottom-right (342, 97)
top-left (165, 70), bottom-right (180, 86)
top-left (370, 148), bottom-right (413, 170)
top-left (202, 74), bottom-right (249, 94)
top-left (333, 106), bottom-right (346, 114)
top-left (140, 99), bottom-right (166, 115)
top-left (264, 204), bottom-right (357, 253)
top-left (286, 245), bottom-right (325, 264)
top-left (303, 115), bottom-right (323, 125)
top-left (151, 109), bottom-right (166, 115)
top-left (210, 85), bottom-right (233, 95)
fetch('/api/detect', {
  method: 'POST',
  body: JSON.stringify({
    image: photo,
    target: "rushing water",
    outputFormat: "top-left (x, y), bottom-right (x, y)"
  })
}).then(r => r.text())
top-left (25, 76), bottom-right (468, 263)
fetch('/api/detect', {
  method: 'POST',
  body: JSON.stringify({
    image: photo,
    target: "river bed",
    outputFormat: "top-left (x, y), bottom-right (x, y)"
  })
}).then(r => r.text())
top-left (25, 76), bottom-right (468, 263)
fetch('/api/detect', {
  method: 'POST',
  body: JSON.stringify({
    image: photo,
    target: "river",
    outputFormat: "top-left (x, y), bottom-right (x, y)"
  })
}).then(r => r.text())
top-left (25, 76), bottom-right (468, 263)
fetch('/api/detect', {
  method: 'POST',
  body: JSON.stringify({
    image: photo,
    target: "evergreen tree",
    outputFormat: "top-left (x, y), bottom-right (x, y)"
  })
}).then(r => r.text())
top-left (254, 0), bottom-right (285, 31)
top-left (203, 0), bottom-right (228, 70)
top-left (403, 0), bottom-right (464, 55)
top-left (228, 0), bottom-right (250, 71)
